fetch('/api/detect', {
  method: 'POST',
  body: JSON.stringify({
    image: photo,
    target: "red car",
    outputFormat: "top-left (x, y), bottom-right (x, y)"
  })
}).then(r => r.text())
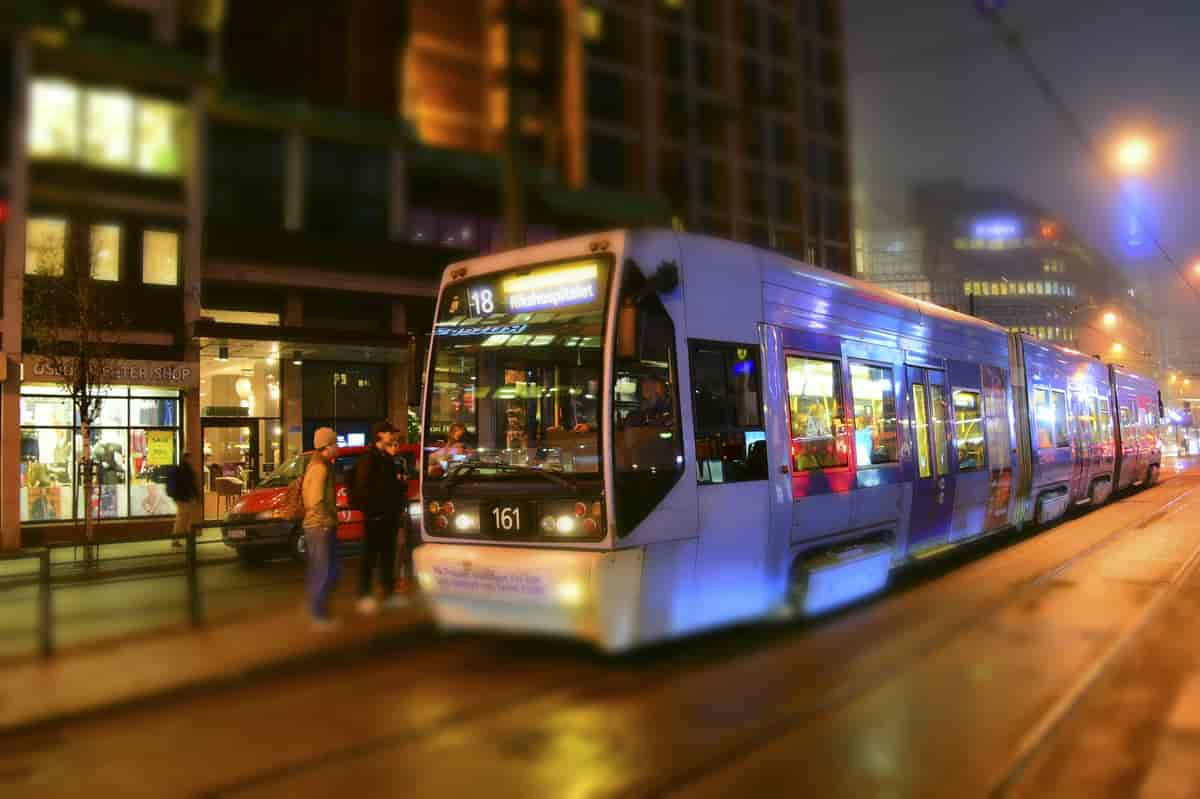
top-left (221, 444), bottom-right (421, 564)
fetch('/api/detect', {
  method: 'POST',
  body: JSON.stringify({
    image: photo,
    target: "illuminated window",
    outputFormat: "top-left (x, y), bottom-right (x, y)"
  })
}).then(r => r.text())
top-left (953, 389), bottom-right (985, 471)
top-left (786, 356), bottom-right (846, 470)
top-left (143, 230), bottom-right (180, 286)
top-left (84, 90), bottom-right (134, 167)
top-left (136, 100), bottom-right (186, 175)
top-left (1033, 388), bottom-right (1055, 449)
top-left (849, 362), bottom-right (898, 466)
top-left (954, 238), bottom-right (968, 250)
top-left (25, 218), bottom-right (67, 276)
top-left (488, 87), bottom-right (508, 131)
top-left (89, 224), bottom-right (121, 281)
top-left (963, 281), bottom-right (972, 295)
top-left (1051, 390), bottom-right (1069, 447)
top-left (581, 6), bottom-right (603, 40)
top-left (30, 79), bottom-right (81, 158)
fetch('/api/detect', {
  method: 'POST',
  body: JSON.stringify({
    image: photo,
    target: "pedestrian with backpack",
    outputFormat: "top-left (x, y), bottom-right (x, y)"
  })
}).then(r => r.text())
top-left (303, 427), bottom-right (341, 629)
top-left (350, 421), bottom-right (407, 613)
top-left (167, 453), bottom-right (200, 549)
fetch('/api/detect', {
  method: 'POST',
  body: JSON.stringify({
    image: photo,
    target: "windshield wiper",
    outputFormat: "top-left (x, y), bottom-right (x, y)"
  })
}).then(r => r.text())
top-left (443, 462), bottom-right (578, 493)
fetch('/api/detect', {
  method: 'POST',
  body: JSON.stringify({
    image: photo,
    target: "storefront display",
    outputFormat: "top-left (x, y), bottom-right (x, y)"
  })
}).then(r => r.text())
top-left (19, 385), bottom-right (182, 522)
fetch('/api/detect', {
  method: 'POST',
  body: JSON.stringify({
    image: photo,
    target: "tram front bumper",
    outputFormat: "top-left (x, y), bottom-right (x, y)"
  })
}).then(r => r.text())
top-left (414, 543), bottom-right (639, 651)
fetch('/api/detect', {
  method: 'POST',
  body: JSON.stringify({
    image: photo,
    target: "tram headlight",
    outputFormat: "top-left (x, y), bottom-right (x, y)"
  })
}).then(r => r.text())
top-left (454, 514), bottom-right (477, 532)
top-left (556, 579), bottom-right (585, 607)
top-left (540, 501), bottom-right (604, 537)
top-left (408, 501), bottom-right (421, 520)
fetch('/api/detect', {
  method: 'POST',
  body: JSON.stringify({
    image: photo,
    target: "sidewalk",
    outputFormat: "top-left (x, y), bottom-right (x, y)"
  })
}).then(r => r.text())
top-left (0, 582), bottom-right (431, 735)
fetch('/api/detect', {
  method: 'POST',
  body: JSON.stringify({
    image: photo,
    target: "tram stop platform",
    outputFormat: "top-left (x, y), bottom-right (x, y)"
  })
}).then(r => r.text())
top-left (0, 583), bottom-right (430, 736)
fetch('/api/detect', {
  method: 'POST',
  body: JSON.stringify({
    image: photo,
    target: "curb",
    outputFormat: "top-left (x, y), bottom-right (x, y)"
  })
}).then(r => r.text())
top-left (0, 612), bottom-right (435, 739)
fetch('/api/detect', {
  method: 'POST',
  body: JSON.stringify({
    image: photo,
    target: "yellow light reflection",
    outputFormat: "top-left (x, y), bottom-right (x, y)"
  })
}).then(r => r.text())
top-left (501, 263), bottom-right (598, 294)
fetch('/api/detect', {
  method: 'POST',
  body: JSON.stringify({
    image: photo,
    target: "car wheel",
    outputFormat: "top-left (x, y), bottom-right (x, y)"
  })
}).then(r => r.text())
top-left (289, 529), bottom-right (307, 562)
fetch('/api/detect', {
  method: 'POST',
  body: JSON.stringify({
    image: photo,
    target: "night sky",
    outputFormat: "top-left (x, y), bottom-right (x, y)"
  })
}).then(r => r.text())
top-left (844, 0), bottom-right (1199, 314)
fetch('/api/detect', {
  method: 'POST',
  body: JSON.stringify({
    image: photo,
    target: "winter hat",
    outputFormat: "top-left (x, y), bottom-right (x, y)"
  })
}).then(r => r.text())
top-left (313, 427), bottom-right (337, 450)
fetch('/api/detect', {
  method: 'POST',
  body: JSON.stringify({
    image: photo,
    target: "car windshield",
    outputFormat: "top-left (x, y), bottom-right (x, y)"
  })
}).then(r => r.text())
top-left (424, 258), bottom-right (609, 480)
top-left (257, 452), bottom-right (308, 488)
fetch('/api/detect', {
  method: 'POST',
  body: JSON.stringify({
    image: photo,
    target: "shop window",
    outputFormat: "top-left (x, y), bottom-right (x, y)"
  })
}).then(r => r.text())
top-left (90, 224), bottom-right (122, 282)
top-left (690, 340), bottom-right (766, 484)
top-left (849, 362), bottom-right (898, 466)
top-left (143, 230), bottom-right (179, 286)
top-left (953, 389), bottom-right (985, 470)
top-left (612, 266), bottom-right (683, 534)
top-left (20, 386), bottom-right (181, 522)
top-left (29, 79), bottom-right (79, 158)
top-left (84, 90), bottom-right (135, 167)
top-left (25, 218), bottom-right (67, 277)
top-left (786, 355), bottom-right (846, 470)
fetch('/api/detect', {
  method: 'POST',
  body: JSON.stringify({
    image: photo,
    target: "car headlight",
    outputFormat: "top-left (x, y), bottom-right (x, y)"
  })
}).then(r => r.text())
top-left (408, 501), bottom-right (421, 520)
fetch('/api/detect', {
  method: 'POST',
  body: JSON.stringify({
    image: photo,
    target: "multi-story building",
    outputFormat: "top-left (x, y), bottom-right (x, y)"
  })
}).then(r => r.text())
top-left (0, 0), bottom-right (672, 549)
top-left (857, 181), bottom-right (1156, 373)
top-left (580, 0), bottom-right (854, 271)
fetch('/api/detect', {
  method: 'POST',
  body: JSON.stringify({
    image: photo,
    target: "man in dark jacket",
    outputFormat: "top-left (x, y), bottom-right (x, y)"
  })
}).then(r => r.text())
top-left (351, 421), bottom-right (406, 612)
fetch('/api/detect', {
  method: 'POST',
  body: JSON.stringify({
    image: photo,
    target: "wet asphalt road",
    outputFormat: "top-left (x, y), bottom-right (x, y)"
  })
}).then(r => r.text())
top-left (4, 458), bottom-right (1200, 798)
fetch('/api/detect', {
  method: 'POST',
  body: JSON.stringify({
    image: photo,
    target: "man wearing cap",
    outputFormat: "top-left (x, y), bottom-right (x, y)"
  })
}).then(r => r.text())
top-left (303, 427), bottom-right (341, 629)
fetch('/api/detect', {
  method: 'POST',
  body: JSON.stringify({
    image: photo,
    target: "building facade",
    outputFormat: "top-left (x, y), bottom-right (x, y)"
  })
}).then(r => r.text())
top-left (580, 0), bottom-right (854, 272)
top-left (857, 181), bottom-right (1156, 373)
top-left (0, 0), bottom-right (672, 549)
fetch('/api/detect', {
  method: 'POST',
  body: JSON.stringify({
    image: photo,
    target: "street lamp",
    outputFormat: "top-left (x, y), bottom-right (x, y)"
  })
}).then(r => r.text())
top-left (1115, 136), bottom-right (1153, 174)
top-left (1111, 342), bottom-right (1125, 356)
top-left (1102, 311), bottom-right (1118, 329)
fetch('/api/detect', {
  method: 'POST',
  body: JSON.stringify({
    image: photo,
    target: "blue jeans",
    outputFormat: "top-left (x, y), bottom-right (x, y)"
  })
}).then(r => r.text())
top-left (304, 526), bottom-right (339, 620)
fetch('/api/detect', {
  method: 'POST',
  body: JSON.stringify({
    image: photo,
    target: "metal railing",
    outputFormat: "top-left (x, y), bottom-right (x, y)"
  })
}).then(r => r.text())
top-left (2, 510), bottom-right (411, 660)
top-left (3, 522), bottom-right (261, 659)
top-left (0, 549), bottom-right (53, 658)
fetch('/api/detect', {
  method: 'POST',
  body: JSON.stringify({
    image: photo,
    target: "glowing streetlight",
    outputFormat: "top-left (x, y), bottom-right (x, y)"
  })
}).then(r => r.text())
top-left (1192, 260), bottom-right (1200, 277)
top-left (1115, 136), bottom-right (1153, 174)
top-left (1101, 311), bottom-right (1118, 329)
top-left (1170, 374), bottom-right (1178, 384)
top-left (1111, 342), bottom-right (1125, 356)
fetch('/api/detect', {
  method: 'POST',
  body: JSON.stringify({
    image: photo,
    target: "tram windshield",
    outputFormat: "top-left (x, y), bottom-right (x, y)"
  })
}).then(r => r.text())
top-left (424, 258), bottom-right (610, 481)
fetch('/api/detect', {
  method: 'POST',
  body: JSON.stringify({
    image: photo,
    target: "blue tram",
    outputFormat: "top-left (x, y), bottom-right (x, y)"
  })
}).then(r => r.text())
top-left (414, 230), bottom-right (1163, 650)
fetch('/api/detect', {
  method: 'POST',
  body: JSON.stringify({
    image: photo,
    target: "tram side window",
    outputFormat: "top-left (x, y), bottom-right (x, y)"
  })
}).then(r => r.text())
top-left (690, 341), bottom-right (767, 484)
top-left (1032, 388), bottom-right (1054, 449)
top-left (849, 362), bottom-right (898, 466)
top-left (611, 269), bottom-right (684, 535)
top-left (786, 355), bottom-right (847, 470)
top-left (1051, 390), bottom-right (1070, 447)
top-left (952, 389), bottom-right (986, 471)
top-left (1098, 397), bottom-right (1113, 442)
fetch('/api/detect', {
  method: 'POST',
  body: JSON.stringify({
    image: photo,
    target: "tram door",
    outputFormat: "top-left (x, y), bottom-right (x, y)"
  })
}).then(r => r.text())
top-left (906, 367), bottom-right (956, 552)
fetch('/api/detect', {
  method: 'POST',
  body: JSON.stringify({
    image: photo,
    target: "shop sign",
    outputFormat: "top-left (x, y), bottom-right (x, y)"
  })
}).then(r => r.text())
top-left (146, 430), bottom-right (175, 466)
top-left (23, 356), bottom-right (200, 388)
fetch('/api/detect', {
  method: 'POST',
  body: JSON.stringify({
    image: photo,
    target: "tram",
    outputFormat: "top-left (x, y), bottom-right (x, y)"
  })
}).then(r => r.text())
top-left (414, 230), bottom-right (1162, 651)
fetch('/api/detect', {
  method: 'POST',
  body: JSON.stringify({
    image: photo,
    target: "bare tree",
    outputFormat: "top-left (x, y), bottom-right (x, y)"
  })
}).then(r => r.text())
top-left (23, 229), bottom-right (131, 560)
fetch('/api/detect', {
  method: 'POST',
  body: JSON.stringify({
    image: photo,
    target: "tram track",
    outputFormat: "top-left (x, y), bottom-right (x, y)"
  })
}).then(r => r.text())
top-left (7, 473), bottom-right (1200, 798)
top-left (219, 474), bottom-right (1200, 798)
top-left (626, 477), bottom-right (1200, 797)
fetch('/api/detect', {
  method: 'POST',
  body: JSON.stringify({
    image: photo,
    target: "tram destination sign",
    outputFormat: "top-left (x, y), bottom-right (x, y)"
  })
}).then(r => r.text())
top-left (23, 355), bottom-right (199, 388)
top-left (442, 260), bottom-right (605, 319)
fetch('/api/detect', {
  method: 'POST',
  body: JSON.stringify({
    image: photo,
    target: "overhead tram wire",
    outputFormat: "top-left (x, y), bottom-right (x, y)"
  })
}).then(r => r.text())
top-left (977, 6), bottom-right (1200, 307)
